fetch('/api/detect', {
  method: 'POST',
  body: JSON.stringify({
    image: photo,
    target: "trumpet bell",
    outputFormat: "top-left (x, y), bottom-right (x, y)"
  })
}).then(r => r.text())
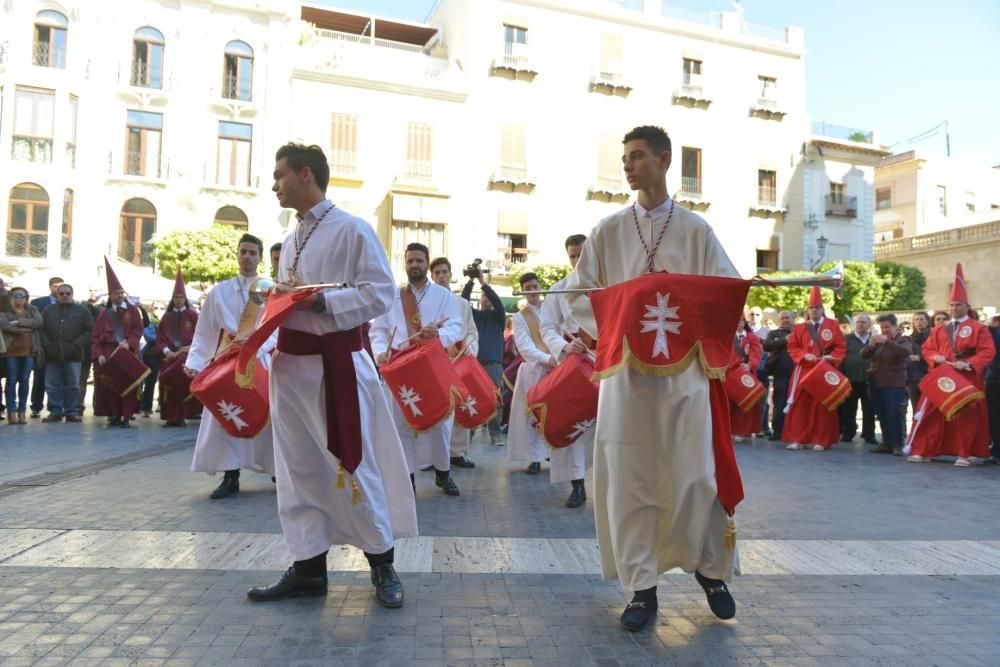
top-left (248, 277), bottom-right (276, 305)
top-left (755, 261), bottom-right (845, 297)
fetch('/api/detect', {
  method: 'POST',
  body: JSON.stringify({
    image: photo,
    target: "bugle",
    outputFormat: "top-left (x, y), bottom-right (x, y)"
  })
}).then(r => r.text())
top-left (248, 277), bottom-right (350, 305)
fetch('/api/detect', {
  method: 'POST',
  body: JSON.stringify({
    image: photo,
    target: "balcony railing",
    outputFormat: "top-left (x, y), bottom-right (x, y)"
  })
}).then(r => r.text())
top-left (680, 176), bottom-right (702, 197)
top-left (329, 150), bottom-right (357, 175)
top-left (130, 61), bottom-right (163, 89)
top-left (32, 42), bottom-right (66, 68)
top-left (403, 159), bottom-right (433, 181)
top-left (60, 236), bottom-right (72, 261)
top-left (222, 73), bottom-right (251, 101)
top-left (314, 28), bottom-right (425, 54)
top-left (812, 121), bottom-right (873, 144)
top-left (758, 186), bottom-right (777, 207)
top-left (595, 176), bottom-right (625, 192)
top-left (755, 96), bottom-right (778, 110)
top-left (591, 70), bottom-right (627, 88)
top-left (125, 149), bottom-right (162, 178)
top-left (119, 240), bottom-right (154, 268)
top-left (496, 165), bottom-right (528, 182)
top-left (825, 194), bottom-right (857, 217)
top-left (216, 162), bottom-right (252, 188)
top-left (6, 232), bottom-right (48, 259)
top-left (11, 136), bottom-right (53, 163)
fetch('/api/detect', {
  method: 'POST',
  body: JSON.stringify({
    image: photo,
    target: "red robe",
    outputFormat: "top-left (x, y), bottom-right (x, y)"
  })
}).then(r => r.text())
top-left (91, 303), bottom-right (144, 419)
top-left (908, 319), bottom-right (995, 459)
top-left (782, 318), bottom-right (846, 448)
top-left (728, 331), bottom-right (763, 437)
top-left (157, 307), bottom-right (199, 422)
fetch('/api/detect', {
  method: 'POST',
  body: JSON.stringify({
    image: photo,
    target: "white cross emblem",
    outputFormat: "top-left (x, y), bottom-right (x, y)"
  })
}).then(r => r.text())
top-left (398, 385), bottom-right (424, 416)
top-left (460, 395), bottom-right (478, 416)
top-left (216, 400), bottom-right (249, 431)
top-left (639, 292), bottom-right (682, 360)
top-left (566, 418), bottom-right (596, 441)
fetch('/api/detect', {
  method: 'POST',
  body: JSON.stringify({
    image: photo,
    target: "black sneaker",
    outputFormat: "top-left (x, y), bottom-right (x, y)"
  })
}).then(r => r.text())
top-left (450, 456), bottom-right (475, 468)
top-left (620, 596), bottom-right (657, 632)
top-left (525, 462), bottom-right (541, 474)
top-left (695, 571), bottom-right (736, 620)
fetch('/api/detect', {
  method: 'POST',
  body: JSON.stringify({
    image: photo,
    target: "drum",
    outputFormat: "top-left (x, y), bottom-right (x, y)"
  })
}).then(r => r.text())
top-left (380, 341), bottom-right (466, 432)
top-left (526, 353), bottom-right (599, 448)
top-left (723, 366), bottom-right (765, 413)
top-left (158, 352), bottom-right (192, 401)
top-left (797, 360), bottom-right (851, 411)
top-left (190, 345), bottom-right (269, 438)
top-left (918, 364), bottom-right (985, 421)
top-left (453, 355), bottom-right (500, 429)
top-left (100, 346), bottom-right (151, 398)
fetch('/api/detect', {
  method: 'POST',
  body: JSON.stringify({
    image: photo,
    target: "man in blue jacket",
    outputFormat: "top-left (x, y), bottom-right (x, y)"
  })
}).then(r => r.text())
top-left (461, 266), bottom-right (506, 446)
top-left (28, 276), bottom-right (63, 418)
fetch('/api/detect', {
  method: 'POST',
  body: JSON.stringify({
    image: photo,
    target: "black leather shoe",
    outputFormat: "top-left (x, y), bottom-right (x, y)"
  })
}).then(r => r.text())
top-left (695, 571), bottom-right (736, 620)
top-left (371, 563), bottom-right (404, 608)
top-left (247, 567), bottom-right (327, 601)
top-left (108, 417), bottom-right (121, 426)
top-left (450, 456), bottom-right (475, 468)
top-left (870, 444), bottom-right (893, 454)
top-left (525, 462), bottom-right (541, 474)
top-left (620, 597), bottom-right (657, 632)
top-left (566, 483), bottom-right (586, 508)
top-left (210, 476), bottom-right (239, 499)
top-left (435, 473), bottom-right (460, 496)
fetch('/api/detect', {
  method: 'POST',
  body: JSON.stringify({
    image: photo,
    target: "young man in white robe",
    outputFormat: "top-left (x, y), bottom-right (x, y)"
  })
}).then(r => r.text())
top-left (539, 234), bottom-right (594, 508)
top-left (248, 143), bottom-right (416, 609)
top-left (507, 272), bottom-right (556, 474)
top-left (566, 125), bottom-right (740, 631)
top-left (430, 257), bottom-right (478, 469)
top-left (183, 234), bottom-right (275, 499)
top-left (370, 244), bottom-right (464, 497)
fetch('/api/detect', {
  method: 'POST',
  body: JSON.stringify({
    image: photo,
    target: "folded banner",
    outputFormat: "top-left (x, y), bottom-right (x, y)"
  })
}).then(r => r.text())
top-left (918, 363), bottom-right (985, 422)
top-left (590, 272), bottom-right (753, 381)
top-left (235, 288), bottom-right (316, 389)
top-left (527, 353), bottom-right (599, 448)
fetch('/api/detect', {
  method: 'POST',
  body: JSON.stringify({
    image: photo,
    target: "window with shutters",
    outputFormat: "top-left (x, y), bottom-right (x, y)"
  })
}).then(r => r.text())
top-left (499, 123), bottom-right (527, 181)
top-left (12, 87), bottom-right (54, 163)
top-left (7, 183), bottom-right (49, 258)
top-left (391, 221), bottom-right (446, 276)
top-left (596, 135), bottom-right (623, 192)
top-left (217, 121), bottom-right (252, 187)
top-left (124, 110), bottom-right (163, 177)
top-left (875, 187), bottom-right (891, 211)
top-left (405, 122), bottom-right (433, 180)
top-left (595, 32), bottom-right (624, 87)
top-left (680, 147), bottom-right (701, 196)
top-left (758, 170), bottom-right (777, 206)
top-left (330, 113), bottom-right (358, 175)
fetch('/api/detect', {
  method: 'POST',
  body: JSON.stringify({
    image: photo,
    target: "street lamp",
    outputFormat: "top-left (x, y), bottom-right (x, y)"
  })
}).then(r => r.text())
top-left (811, 235), bottom-right (829, 270)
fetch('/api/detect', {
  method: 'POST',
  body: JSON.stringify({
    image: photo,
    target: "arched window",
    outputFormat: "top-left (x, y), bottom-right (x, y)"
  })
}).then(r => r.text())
top-left (119, 198), bottom-right (156, 267)
top-left (223, 40), bottom-right (253, 101)
top-left (132, 27), bottom-right (165, 88)
top-left (61, 188), bottom-right (73, 259)
top-left (33, 10), bottom-right (68, 68)
top-left (6, 183), bottom-right (49, 258)
top-left (214, 205), bottom-right (248, 229)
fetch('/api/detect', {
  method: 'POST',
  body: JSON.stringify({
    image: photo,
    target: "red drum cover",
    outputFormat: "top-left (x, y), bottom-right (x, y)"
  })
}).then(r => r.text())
top-left (798, 360), bottom-right (851, 411)
top-left (159, 352), bottom-right (192, 399)
top-left (526, 354), bottom-right (599, 449)
top-left (190, 345), bottom-right (269, 438)
top-left (723, 367), bottom-right (765, 413)
top-left (100, 347), bottom-right (150, 398)
top-left (380, 341), bottom-right (466, 432)
top-left (453, 355), bottom-right (500, 429)
top-left (918, 364), bottom-right (984, 421)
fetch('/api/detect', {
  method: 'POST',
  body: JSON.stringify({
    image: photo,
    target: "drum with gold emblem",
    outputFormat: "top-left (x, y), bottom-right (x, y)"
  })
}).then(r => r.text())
top-left (723, 365), bottom-right (765, 413)
top-left (797, 359), bottom-right (851, 411)
top-left (918, 364), bottom-right (985, 421)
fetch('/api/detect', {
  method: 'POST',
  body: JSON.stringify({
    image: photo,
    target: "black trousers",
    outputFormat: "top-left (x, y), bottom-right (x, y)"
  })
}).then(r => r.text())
top-left (839, 379), bottom-right (875, 441)
top-left (29, 364), bottom-right (46, 414)
top-left (987, 382), bottom-right (1000, 459)
top-left (770, 376), bottom-right (790, 439)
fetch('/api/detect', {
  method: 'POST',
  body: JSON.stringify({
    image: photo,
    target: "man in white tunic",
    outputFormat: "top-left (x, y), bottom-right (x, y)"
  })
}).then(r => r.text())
top-left (370, 243), bottom-right (463, 497)
top-left (566, 126), bottom-right (739, 631)
top-left (430, 257), bottom-right (478, 469)
top-left (248, 143), bottom-right (416, 609)
top-left (540, 234), bottom-right (594, 508)
top-left (184, 234), bottom-right (275, 499)
top-left (508, 272), bottom-right (556, 474)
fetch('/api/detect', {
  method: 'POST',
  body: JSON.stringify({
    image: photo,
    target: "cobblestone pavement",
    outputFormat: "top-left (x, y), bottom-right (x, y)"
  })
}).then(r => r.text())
top-left (1, 414), bottom-right (999, 665)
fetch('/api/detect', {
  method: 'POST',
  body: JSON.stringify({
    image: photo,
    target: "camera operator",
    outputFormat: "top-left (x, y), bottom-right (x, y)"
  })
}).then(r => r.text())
top-left (461, 260), bottom-right (505, 446)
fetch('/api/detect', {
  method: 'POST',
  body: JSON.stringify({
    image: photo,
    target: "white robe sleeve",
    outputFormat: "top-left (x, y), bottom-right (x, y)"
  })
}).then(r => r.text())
top-left (566, 232), bottom-right (603, 340)
top-left (436, 290), bottom-right (464, 350)
top-left (325, 222), bottom-right (396, 330)
top-left (369, 293), bottom-right (400, 359)
top-left (185, 286), bottom-right (224, 373)
top-left (705, 227), bottom-right (740, 278)
top-left (540, 292), bottom-right (569, 361)
top-left (513, 311), bottom-right (553, 366)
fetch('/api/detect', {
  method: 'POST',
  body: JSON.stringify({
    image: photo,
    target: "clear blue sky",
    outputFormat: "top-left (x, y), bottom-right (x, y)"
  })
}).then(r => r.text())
top-left (316, 0), bottom-right (1000, 165)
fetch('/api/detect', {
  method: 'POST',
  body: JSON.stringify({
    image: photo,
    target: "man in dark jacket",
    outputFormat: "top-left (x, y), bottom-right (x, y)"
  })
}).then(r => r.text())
top-left (762, 310), bottom-right (795, 441)
top-left (861, 314), bottom-right (911, 456)
top-left (461, 268), bottom-right (506, 445)
top-left (839, 314), bottom-right (877, 444)
top-left (28, 275), bottom-right (63, 417)
top-left (986, 315), bottom-right (1000, 463)
top-left (40, 283), bottom-right (93, 422)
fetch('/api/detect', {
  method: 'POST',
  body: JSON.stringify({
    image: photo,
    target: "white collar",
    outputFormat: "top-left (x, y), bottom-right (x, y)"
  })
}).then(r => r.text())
top-left (634, 197), bottom-right (673, 219)
top-left (854, 331), bottom-right (869, 342)
top-left (296, 198), bottom-right (334, 225)
top-left (953, 315), bottom-right (969, 324)
top-left (811, 317), bottom-right (824, 327)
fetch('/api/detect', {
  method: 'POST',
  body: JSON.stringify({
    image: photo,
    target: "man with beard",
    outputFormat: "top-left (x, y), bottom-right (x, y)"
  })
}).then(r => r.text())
top-left (430, 256), bottom-right (478, 469)
top-left (371, 243), bottom-right (463, 496)
top-left (184, 234), bottom-right (276, 499)
top-left (91, 260), bottom-right (144, 427)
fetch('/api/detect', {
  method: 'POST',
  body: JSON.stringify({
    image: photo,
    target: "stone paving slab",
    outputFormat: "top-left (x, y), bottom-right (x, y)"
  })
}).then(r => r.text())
top-left (0, 567), bottom-right (996, 665)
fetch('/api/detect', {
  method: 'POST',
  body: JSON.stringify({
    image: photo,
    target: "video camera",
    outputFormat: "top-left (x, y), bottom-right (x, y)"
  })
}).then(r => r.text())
top-left (462, 258), bottom-right (490, 280)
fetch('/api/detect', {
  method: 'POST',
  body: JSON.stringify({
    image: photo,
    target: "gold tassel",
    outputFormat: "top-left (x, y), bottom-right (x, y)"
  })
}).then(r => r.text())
top-left (336, 464), bottom-right (345, 489)
top-left (234, 355), bottom-right (256, 389)
top-left (725, 516), bottom-right (736, 550)
top-left (351, 478), bottom-right (362, 505)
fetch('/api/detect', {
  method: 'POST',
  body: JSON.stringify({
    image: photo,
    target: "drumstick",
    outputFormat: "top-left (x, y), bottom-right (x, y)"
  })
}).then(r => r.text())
top-left (401, 318), bottom-right (449, 346)
top-left (563, 329), bottom-right (597, 362)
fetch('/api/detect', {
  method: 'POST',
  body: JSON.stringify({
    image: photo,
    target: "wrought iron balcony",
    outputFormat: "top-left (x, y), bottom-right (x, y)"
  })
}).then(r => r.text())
top-left (328, 150), bottom-right (358, 176)
top-left (11, 136), bottom-right (52, 163)
top-left (222, 73), bottom-right (251, 101)
top-left (403, 159), bottom-right (433, 181)
top-left (32, 42), bottom-right (66, 68)
top-left (758, 186), bottom-right (777, 207)
top-left (125, 150), bottom-right (162, 178)
top-left (681, 177), bottom-right (702, 197)
top-left (130, 61), bottom-right (163, 89)
top-left (6, 232), bottom-right (48, 259)
top-left (825, 193), bottom-right (857, 217)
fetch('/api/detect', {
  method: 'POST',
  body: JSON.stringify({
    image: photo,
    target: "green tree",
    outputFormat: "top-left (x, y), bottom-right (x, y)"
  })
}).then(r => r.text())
top-left (151, 225), bottom-right (246, 287)
top-left (847, 131), bottom-right (871, 143)
top-left (875, 261), bottom-right (926, 311)
top-left (509, 263), bottom-right (571, 291)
